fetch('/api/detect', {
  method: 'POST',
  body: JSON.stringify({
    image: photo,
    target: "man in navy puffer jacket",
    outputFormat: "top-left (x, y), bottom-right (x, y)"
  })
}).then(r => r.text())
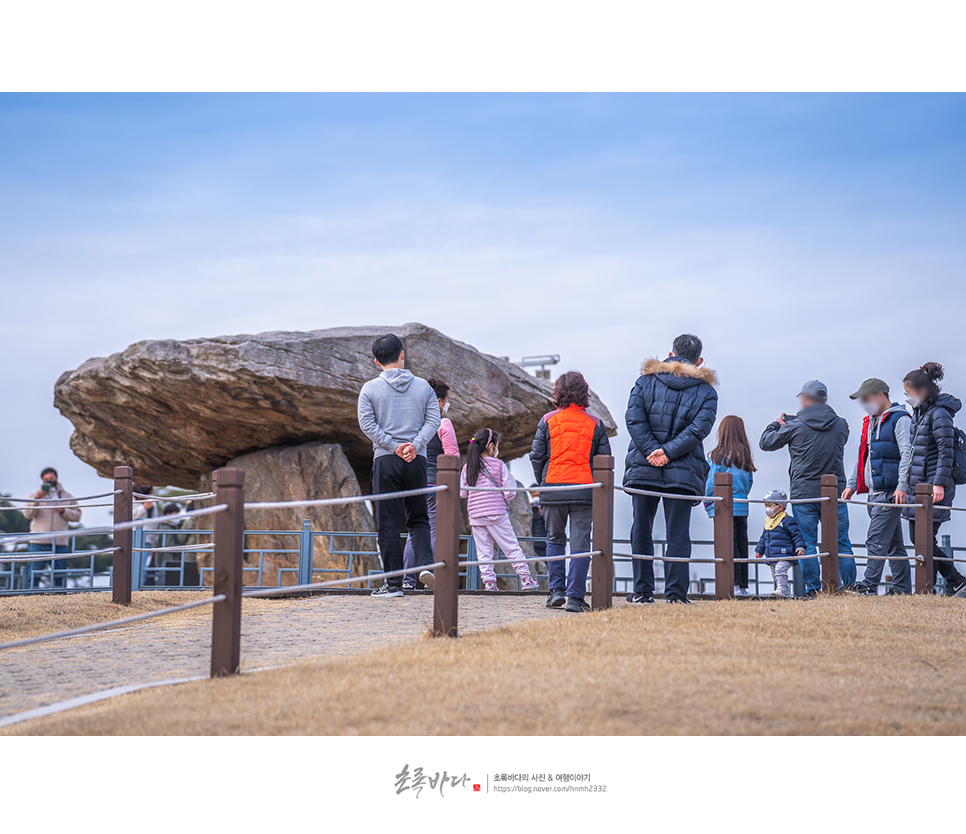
top-left (623, 334), bottom-right (718, 604)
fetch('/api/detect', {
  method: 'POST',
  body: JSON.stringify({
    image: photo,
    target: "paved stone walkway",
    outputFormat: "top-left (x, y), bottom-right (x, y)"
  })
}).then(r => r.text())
top-left (0, 594), bottom-right (561, 719)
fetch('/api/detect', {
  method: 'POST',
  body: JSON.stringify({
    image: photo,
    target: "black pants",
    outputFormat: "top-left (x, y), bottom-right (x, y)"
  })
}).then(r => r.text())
top-left (373, 455), bottom-right (433, 590)
top-left (630, 489), bottom-right (693, 601)
top-left (908, 519), bottom-right (964, 588)
top-left (733, 516), bottom-right (749, 590)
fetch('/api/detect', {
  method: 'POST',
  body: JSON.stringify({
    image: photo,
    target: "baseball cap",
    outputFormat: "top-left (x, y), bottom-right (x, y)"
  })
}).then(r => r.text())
top-left (849, 377), bottom-right (890, 400)
top-left (797, 380), bottom-right (828, 401)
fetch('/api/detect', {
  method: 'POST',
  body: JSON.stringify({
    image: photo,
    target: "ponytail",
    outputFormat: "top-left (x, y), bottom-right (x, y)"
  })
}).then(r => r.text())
top-left (466, 427), bottom-right (500, 486)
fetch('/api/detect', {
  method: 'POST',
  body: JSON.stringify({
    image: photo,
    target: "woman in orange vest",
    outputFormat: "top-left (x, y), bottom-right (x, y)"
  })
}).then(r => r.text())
top-left (530, 371), bottom-right (612, 613)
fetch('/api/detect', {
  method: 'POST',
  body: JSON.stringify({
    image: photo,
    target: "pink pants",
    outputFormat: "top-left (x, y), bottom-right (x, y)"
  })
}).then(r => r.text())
top-left (470, 514), bottom-right (534, 585)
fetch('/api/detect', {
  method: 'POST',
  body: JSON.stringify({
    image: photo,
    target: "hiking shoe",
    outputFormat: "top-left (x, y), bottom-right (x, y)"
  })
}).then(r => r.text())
top-left (546, 589), bottom-right (566, 608)
top-left (521, 576), bottom-right (539, 591)
top-left (418, 570), bottom-right (435, 590)
top-left (626, 593), bottom-right (655, 605)
top-left (565, 596), bottom-right (591, 613)
top-left (371, 584), bottom-right (404, 598)
top-left (483, 581), bottom-right (499, 592)
top-left (666, 597), bottom-right (691, 605)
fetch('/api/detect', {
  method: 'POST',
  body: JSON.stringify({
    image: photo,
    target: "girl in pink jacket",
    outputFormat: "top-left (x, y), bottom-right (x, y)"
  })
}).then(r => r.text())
top-left (460, 428), bottom-right (538, 592)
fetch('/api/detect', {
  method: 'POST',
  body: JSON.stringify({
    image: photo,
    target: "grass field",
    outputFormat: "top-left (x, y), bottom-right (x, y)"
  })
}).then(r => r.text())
top-left (6, 594), bottom-right (966, 735)
top-left (0, 590), bottom-right (226, 642)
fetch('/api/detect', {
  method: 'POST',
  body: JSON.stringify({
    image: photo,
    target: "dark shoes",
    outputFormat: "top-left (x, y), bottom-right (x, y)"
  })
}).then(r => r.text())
top-left (850, 582), bottom-right (877, 596)
top-left (803, 589), bottom-right (818, 600)
top-left (666, 597), bottom-right (691, 605)
top-left (371, 583), bottom-right (404, 599)
top-left (950, 577), bottom-right (966, 597)
top-left (626, 593), bottom-right (655, 605)
top-left (565, 596), bottom-right (591, 613)
top-left (546, 589), bottom-right (566, 609)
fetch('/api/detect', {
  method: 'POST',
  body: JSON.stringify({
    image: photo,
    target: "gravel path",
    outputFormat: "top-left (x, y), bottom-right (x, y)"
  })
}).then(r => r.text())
top-left (0, 594), bottom-right (561, 718)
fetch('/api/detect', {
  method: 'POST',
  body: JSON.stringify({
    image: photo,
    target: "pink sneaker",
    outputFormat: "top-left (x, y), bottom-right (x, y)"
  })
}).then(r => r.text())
top-left (521, 577), bottom-right (539, 591)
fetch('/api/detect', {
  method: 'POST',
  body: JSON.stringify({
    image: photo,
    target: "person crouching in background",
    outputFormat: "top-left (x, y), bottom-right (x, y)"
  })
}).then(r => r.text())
top-left (23, 467), bottom-right (81, 589)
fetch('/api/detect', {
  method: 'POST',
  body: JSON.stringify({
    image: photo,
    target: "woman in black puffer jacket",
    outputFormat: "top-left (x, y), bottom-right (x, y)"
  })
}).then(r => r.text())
top-left (903, 362), bottom-right (966, 594)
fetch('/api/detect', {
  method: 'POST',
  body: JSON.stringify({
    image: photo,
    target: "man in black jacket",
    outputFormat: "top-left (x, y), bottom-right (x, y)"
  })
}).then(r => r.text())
top-left (623, 334), bottom-right (718, 604)
top-left (759, 380), bottom-right (856, 596)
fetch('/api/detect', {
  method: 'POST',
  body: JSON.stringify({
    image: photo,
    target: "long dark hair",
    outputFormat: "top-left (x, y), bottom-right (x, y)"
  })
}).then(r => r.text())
top-left (466, 427), bottom-right (500, 486)
top-left (428, 378), bottom-right (450, 401)
top-left (904, 362), bottom-right (944, 405)
top-left (553, 371), bottom-right (590, 410)
top-left (709, 415), bottom-right (757, 473)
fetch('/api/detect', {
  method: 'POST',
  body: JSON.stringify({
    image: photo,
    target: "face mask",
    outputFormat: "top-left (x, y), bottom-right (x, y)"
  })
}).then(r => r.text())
top-left (905, 394), bottom-right (921, 409)
top-left (861, 400), bottom-right (880, 416)
top-left (441, 402), bottom-right (450, 415)
top-left (765, 506), bottom-right (782, 518)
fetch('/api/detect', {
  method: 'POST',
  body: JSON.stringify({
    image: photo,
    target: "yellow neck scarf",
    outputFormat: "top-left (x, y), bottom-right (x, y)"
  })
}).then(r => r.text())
top-left (764, 509), bottom-right (787, 531)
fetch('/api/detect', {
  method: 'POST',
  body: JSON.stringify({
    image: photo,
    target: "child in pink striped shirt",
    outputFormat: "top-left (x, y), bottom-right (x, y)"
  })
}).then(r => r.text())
top-left (460, 428), bottom-right (538, 592)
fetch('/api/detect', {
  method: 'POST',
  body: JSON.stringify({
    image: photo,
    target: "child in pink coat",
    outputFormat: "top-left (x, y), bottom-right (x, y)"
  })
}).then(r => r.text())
top-left (460, 428), bottom-right (538, 592)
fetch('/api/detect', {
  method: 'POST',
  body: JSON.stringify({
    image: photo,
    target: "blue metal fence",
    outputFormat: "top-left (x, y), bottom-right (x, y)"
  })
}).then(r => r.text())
top-left (1, 522), bottom-right (959, 597)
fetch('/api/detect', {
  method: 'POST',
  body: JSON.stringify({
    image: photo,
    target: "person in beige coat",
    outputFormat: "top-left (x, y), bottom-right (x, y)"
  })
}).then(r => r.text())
top-left (22, 467), bottom-right (81, 589)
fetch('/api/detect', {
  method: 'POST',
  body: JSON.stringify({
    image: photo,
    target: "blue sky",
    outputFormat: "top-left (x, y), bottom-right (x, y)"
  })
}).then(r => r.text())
top-left (2, 93), bottom-right (965, 557)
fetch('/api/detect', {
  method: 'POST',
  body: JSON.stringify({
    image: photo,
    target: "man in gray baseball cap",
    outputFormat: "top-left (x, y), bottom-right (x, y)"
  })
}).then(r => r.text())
top-left (759, 380), bottom-right (856, 596)
top-left (842, 377), bottom-right (913, 595)
top-left (798, 380), bottom-right (829, 401)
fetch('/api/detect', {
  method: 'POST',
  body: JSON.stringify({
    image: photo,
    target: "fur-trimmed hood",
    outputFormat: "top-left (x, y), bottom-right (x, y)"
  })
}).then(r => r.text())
top-left (640, 357), bottom-right (718, 388)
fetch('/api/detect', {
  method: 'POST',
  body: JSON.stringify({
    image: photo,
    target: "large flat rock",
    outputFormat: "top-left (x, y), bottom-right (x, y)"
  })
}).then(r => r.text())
top-left (54, 323), bottom-right (616, 488)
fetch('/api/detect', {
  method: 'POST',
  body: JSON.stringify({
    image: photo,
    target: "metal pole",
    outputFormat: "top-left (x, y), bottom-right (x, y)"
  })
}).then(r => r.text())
top-left (713, 472), bottom-right (735, 600)
top-left (112, 466), bottom-right (133, 605)
top-left (433, 454), bottom-right (460, 637)
top-left (211, 468), bottom-right (245, 677)
top-left (591, 455), bottom-right (615, 611)
top-left (820, 474), bottom-right (840, 593)
top-left (297, 518), bottom-right (313, 586)
top-left (914, 482), bottom-right (934, 595)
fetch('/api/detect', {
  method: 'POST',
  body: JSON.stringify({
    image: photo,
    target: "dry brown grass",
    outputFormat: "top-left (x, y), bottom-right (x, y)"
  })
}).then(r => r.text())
top-left (0, 591), bottom-right (220, 642)
top-left (7, 594), bottom-right (966, 735)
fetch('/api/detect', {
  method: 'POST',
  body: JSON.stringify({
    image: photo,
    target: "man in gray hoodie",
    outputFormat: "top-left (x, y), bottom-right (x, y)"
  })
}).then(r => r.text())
top-left (357, 333), bottom-right (441, 598)
top-left (759, 380), bottom-right (856, 596)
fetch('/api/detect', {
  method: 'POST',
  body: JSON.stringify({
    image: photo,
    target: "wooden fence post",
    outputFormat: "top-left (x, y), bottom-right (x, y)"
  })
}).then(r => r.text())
top-left (433, 454), bottom-right (461, 637)
top-left (713, 472), bottom-right (735, 600)
top-left (211, 467), bottom-right (245, 677)
top-left (820, 474), bottom-right (840, 593)
top-left (591, 455), bottom-right (615, 611)
top-left (112, 466), bottom-right (133, 605)
top-left (914, 482), bottom-right (934, 594)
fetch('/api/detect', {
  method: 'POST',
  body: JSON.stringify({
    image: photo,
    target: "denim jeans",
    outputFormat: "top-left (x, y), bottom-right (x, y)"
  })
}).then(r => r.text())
top-left (791, 501), bottom-right (856, 593)
top-left (544, 503), bottom-right (592, 600)
top-left (28, 543), bottom-right (70, 589)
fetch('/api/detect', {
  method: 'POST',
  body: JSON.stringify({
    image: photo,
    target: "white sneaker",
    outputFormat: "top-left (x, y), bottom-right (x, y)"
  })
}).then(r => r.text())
top-left (735, 587), bottom-right (750, 597)
top-left (771, 588), bottom-right (788, 597)
top-left (484, 581), bottom-right (499, 592)
top-left (521, 577), bottom-right (539, 591)
top-left (418, 570), bottom-right (435, 590)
